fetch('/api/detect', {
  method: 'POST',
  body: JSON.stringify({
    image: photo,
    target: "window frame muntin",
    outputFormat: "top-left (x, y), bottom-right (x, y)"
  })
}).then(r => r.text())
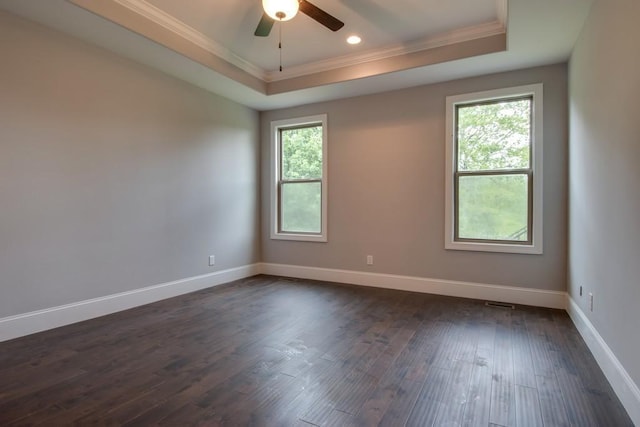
top-left (445, 84), bottom-right (543, 254)
top-left (270, 114), bottom-right (328, 242)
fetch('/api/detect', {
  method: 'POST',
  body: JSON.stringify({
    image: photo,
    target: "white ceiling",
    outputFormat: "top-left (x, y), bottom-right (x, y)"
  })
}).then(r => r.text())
top-left (0, 0), bottom-right (594, 110)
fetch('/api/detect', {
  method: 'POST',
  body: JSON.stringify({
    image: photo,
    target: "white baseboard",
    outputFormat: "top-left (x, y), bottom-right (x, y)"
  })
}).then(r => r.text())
top-left (260, 263), bottom-right (567, 309)
top-left (0, 263), bottom-right (261, 343)
top-left (0, 263), bottom-right (565, 344)
top-left (567, 297), bottom-right (640, 426)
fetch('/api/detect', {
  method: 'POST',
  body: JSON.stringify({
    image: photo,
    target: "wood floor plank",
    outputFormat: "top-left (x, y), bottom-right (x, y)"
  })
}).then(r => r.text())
top-left (0, 367), bottom-right (87, 421)
top-left (0, 276), bottom-right (633, 426)
top-left (462, 345), bottom-right (493, 427)
top-left (377, 378), bottom-right (426, 427)
top-left (524, 310), bottom-right (561, 379)
top-left (356, 326), bottom-right (420, 424)
top-left (511, 309), bottom-right (537, 389)
top-left (405, 367), bottom-right (452, 426)
top-left (433, 360), bottom-right (474, 426)
top-left (515, 385), bottom-right (544, 427)
top-left (489, 309), bottom-right (516, 427)
top-left (535, 374), bottom-right (571, 427)
top-left (555, 367), bottom-right (601, 426)
top-left (323, 408), bottom-right (358, 427)
top-left (297, 329), bottom-right (385, 420)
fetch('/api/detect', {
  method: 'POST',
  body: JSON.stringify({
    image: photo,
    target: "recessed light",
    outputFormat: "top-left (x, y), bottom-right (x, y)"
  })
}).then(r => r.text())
top-left (347, 35), bottom-right (361, 45)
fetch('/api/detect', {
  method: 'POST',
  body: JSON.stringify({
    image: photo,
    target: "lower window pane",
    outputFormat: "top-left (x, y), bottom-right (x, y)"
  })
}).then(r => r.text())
top-left (281, 182), bottom-right (321, 233)
top-left (458, 174), bottom-right (528, 241)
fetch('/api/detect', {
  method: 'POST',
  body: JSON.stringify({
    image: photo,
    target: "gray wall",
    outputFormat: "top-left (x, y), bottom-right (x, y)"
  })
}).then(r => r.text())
top-left (0, 12), bottom-right (260, 318)
top-left (568, 0), bottom-right (640, 387)
top-left (261, 64), bottom-right (568, 291)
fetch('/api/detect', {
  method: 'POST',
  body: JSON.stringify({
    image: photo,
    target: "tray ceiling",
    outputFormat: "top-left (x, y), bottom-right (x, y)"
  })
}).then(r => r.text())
top-left (0, 0), bottom-right (594, 109)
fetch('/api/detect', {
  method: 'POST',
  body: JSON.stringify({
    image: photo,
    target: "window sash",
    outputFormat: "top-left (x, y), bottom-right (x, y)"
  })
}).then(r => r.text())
top-left (454, 96), bottom-right (533, 173)
top-left (278, 124), bottom-right (323, 235)
top-left (453, 90), bottom-right (534, 246)
top-left (279, 126), bottom-right (323, 180)
top-left (453, 170), bottom-right (533, 244)
top-left (277, 179), bottom-right (323, 235)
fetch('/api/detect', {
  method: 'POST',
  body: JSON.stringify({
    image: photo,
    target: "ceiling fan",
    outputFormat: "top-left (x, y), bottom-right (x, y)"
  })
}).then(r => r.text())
top-left (255, 0), bottom-right (345, 37)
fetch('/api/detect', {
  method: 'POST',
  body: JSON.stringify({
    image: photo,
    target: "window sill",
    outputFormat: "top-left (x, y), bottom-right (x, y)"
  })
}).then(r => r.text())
top-left (271, 232), bottom-right (327, 243)
top-left (445, 240), bottom-right (542, 254)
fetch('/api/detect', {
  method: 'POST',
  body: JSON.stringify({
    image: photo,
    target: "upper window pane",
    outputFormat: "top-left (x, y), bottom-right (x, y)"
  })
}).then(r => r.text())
top-left (281, 126), bottom-right (323, 180)
top-left (457, 98), bottom-right (531, 171)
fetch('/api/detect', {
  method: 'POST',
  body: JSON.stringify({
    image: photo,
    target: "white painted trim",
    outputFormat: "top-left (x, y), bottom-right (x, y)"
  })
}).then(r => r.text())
top-left (269, 115), bottom-right (328, 243)
top-left (444, 83), bottom-right (544, 255)
top-left (260, 263), bottom-right (566, 309)
top-left (112, 0), bottom-right (266, 79)
top-left (0, 264), bottom-right (260, 343)
top-left (566, 297), bottom-right (640, 426)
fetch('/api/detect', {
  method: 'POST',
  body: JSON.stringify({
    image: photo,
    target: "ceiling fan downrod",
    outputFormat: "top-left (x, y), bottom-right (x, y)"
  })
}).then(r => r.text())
top-left (279, 22), bottom-right (283, 72)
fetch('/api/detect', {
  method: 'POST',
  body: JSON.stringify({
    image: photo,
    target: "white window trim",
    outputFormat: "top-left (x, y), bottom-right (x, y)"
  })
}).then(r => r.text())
top-left (444, 84), bottom-right (543, 254)
top-left (270, 114), bottom-right (328, 242)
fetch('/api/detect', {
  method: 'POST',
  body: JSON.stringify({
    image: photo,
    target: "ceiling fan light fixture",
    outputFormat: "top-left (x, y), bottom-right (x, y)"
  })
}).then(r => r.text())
top-left (262, 0), bottom-right (299, 21)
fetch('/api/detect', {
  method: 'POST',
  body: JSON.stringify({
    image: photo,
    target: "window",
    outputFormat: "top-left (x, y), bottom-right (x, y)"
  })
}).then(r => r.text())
top-left (445, 84), bottom-right (543, 254)
top-left (270, 115), bottom-right (327, 242)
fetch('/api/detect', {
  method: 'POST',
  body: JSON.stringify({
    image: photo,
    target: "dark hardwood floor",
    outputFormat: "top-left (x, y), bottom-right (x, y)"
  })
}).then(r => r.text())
top-left (0, 275), bottom-right (633, 426)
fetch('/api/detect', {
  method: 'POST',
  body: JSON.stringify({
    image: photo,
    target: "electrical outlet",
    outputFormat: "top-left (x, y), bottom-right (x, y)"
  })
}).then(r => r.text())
top-left (589, 292), bottom-right (594, 311)
top-left (209, 255), bottom-right (215, 266)
top-left (366, 255), bottom-right (373, 265)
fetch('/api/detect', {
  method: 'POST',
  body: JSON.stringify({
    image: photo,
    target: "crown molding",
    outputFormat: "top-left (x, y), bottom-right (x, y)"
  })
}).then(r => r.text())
top-left (267, 32), bottom-right (506, 95)
top-left (109, 0), bottom-right (508, 84)
top-left (112, 0), bottom-right (267, 80)
top-left (69, 0), bottom-right (508, 93)
top-left (265, 19), bottom-right (507, 82)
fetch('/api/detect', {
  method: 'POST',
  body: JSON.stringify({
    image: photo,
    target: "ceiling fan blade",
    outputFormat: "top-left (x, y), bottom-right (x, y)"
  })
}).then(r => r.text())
top-left (299, 0), bottom-right (344, 32)
top-left (254, 13), bottom-right (274, 37)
